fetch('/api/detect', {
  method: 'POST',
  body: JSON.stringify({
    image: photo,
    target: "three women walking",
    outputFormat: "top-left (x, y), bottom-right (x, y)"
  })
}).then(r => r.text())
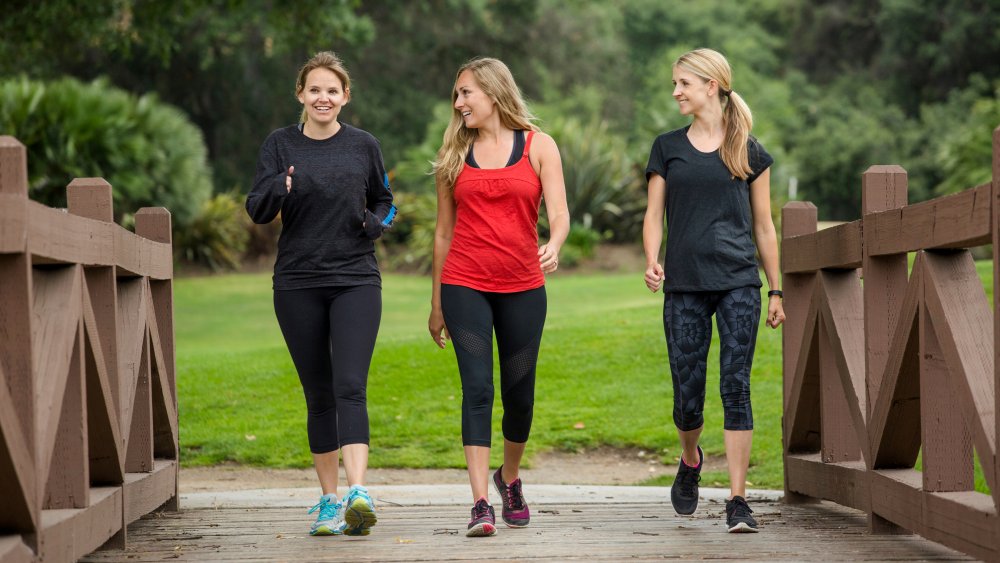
top-left (248, 47), bottom-right (781, 538)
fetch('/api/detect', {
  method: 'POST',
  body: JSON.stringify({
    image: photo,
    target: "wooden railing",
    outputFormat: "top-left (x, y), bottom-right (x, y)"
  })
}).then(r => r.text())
top-left (781, 127), bottom-right (1000, 561)
top-left (0, 136), bottom-right (178, 562)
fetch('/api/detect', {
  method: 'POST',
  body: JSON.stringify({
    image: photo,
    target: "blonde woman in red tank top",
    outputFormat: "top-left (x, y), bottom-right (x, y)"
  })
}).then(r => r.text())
top-left (428, 58), bottom-right (570, 537)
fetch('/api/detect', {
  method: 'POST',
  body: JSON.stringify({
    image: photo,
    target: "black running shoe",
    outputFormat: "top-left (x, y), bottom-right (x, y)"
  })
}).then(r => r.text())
top-left (725, 495), bottom-right (759, 533)
top-left (670, 445), bottom-right (702, 515)
top-left (466, 497), bottom-right (497, 537)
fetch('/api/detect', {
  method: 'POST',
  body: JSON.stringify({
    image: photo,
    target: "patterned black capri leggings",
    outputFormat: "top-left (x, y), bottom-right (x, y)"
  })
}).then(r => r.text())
top-left (663, 286), bottom-right (761, 432)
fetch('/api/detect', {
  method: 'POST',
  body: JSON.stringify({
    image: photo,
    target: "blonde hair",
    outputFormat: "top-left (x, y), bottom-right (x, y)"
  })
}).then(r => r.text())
top-left (432, 57), bottom-right (538, 188)
top-left (675, 48), bottom-right (753, 180)
top-left (295, 51), bottom-right (351, 123)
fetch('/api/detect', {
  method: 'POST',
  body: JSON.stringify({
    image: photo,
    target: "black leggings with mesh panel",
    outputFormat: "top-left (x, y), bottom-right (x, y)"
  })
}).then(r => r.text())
top-left (663, 286), bottom-right (761, 432)
top-left (440, 284), bottom-right (546, 447)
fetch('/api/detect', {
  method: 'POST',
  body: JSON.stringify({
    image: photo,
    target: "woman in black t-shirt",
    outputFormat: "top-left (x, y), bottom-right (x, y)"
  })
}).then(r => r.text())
top-left (246, 51), bottom-right (395, 538)
top-left (642, 48), bottom-right (785, 533)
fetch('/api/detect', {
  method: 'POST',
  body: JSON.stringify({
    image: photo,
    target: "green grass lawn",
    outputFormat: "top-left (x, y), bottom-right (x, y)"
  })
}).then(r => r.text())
top-left (176, 262), bottom-right (993, 493)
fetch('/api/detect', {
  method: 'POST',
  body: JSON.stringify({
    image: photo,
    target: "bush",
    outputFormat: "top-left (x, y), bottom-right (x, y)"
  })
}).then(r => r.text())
top-left (544, 118), bottom-right (646, 243)
top-left (174, 193), bottom-right (250, 272)
top-left (0, 76), bottom-right (212, 226)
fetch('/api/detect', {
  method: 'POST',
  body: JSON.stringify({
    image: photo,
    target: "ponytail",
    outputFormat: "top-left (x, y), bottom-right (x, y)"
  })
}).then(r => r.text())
top-left (720, 91), bottom-right (753, 180)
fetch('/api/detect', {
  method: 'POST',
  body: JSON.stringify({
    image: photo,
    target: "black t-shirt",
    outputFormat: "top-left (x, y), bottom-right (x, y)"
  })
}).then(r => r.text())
top-left (246, 123), bottom-right (395, 290)
top-left (645, 126), bottom-right (773, 292)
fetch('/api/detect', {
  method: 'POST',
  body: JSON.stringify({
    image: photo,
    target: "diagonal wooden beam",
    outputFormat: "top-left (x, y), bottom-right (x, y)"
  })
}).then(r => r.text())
top-left (116, 277), bottom-right (148, 446)
top-left (868, 253), bottom-right (923, 469)
top-left (144, 280), bottom-right (178, 457)
top-left (81, 279), bottom-right (125, 484)
top-left (784, 287), bottom-right (821, 453)
top-left (0, 358), bottom-right (37, 534)
top-left (922, 250), bottom-right (997, 502)
top-left (817, 270), bottom-right (869, 464)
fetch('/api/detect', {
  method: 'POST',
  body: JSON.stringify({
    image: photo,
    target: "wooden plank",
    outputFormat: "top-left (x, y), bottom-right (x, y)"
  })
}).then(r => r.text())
top-left (0, 536), bottom-right (32, 563)
top-left (38, 487), bottom-right (122, 563)
top-left (924, 491), bottom-right (998, 561)
top-left (81, 500), bottom-right (973, 562)
top-left (26, 201), bottom-right (115, 266)
top-left (870, 470), bottom-right (999, 561)
top-left (44, 322), bottom-right (90, 510)
top-left (817, 270), bottom-right (869, 464)
top-left (31, 266), bottom-right (82, 495)
top-left (922, 251), bottom-right (997, 497)
top-left (868, 254), bottom-right (922, 469)
top-left (123, 460), bottom-right (177, 524)
top-left (785, 453), bottom-right (869, 511)
top-left (83, 268), bottom-right (119, 425)
top-left (0, 195), bottom-right (27, 253)
top-left (869, 468), bottom-right (922, 532)
top-left (82, 287), bottom-right (125, 485)
top-left (114, 229), bottom-right (172, 281)
top-left (868, 183), bottom-right (992, 256)
top-left (920, 301), bottom-right (974, 492)
top-left (782, 220), bottom-right (862, 273)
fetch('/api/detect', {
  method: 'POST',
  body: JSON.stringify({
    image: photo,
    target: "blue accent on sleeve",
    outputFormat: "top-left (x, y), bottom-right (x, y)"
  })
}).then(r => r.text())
top-left (381, 204), bottom-right (397, 227)
top-left (383, 172), bottom-right (391, 191)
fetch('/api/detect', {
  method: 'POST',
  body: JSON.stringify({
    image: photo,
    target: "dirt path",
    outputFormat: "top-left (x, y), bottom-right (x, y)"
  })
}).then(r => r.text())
top-left (179, 447), bottom-right (729, 493)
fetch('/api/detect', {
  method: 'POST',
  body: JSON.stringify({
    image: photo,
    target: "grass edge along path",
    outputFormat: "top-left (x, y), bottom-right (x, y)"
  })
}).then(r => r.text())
top-left (176, 263), bottom-right (993, 493)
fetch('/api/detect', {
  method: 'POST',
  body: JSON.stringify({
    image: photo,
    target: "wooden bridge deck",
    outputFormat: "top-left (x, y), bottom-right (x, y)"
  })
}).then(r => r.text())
top-left (81, 486), bottom-right (971, 562)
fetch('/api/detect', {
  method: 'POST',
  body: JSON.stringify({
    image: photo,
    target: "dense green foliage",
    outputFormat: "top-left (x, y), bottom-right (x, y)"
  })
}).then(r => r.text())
top-left (2, 0), bottom-right (998, 233)
top-left (0, 76), bottom-right (212, 225)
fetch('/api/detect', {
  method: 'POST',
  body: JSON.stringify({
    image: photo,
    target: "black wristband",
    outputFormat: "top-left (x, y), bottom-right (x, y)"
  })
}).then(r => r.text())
top-left (768, 290), bottom-right (783, 298)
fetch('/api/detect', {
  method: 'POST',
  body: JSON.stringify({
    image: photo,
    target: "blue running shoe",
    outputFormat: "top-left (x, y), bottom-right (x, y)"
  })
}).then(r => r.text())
top-left (343, 485), bottom-right (377, 536)
top-left (308, 494), bottom-right (345, 536)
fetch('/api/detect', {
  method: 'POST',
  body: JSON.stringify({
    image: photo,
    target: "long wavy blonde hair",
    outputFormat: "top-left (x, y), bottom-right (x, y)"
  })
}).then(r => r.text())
top-left (675, 49), bottom-right (754, 180)
top-left (432, 58), bottom-right (538, 188)
top-left (295, 51), bottom-right (351, 124)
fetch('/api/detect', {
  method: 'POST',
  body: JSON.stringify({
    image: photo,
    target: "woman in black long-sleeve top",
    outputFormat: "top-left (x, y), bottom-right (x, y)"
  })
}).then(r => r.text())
top-left (245, 51), bottom-right (395, 538)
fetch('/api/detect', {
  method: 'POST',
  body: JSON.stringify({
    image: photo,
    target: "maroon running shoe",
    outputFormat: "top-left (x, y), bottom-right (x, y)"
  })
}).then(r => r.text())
top-left (492, 466), bottom-right (530, 527)
top-left (466, 497), bottom-right (497, 537)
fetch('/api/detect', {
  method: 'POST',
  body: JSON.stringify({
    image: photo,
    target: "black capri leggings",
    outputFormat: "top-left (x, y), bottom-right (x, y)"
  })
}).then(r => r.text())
top-left (274, 284), bottom-right (381, 453)
top-left (663, 286), bottom-right (761, 432)
top-left (441, 284), bottom-right (546, 447)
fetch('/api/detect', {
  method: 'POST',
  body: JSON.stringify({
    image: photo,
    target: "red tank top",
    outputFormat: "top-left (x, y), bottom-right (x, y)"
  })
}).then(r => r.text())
top-left (441, 131), bottom-right (545, 293)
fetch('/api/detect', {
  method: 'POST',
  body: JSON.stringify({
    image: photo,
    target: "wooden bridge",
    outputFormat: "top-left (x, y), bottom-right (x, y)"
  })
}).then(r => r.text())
top-left (2, 126), bottom-right (1000, 561)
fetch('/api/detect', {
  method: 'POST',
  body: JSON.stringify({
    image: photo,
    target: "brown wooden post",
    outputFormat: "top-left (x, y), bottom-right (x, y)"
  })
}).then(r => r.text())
top-left (781, 202), bottom-right (820, 504)
top-left (0, 136), bottom-right (38, 544)
top-left (68, 179), bottom-right (123, 485)
top-left (992, 125), bottom-right (1000, 514)
top-left (861, 165), bottom-right (911, 535)
top-left (861, 166), bottom-right (908, 423)
top-left (135, 207), bottom-right (178, 512)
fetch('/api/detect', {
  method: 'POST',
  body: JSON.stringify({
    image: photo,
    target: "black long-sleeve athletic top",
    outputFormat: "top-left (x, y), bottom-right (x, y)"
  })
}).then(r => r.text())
top-left (246, 123), bottom-right (396, 290)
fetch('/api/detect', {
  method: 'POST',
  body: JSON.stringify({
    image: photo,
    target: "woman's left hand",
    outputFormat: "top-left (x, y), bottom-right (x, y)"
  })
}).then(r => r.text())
top-left (538, 244), bottom-right (560, 274)
top-left (767, 295), bottom-right (785, 328)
